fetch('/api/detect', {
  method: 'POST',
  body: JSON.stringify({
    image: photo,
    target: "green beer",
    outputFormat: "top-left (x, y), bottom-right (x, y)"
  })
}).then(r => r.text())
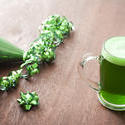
top-left (99, 37), bottom-right (125, 110)
top-left (81, 36), bottom-right (125, 111)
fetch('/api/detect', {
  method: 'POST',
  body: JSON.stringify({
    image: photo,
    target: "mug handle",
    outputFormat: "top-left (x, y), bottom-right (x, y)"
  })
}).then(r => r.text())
top-left (80, 54), bottom-right (100, 91)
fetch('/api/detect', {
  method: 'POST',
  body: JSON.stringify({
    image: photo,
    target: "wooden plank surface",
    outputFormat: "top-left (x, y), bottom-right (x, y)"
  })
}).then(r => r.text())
top-left (0, 0), bottom-right (125, 125)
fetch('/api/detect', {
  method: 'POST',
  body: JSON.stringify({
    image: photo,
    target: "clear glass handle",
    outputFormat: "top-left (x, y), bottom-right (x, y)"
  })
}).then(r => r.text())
top-left (80, 54), bottom-right (100, 91)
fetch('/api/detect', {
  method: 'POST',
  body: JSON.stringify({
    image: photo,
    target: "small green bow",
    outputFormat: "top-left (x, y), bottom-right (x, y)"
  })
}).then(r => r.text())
top-left (17, 91), bottom-right (39, 111)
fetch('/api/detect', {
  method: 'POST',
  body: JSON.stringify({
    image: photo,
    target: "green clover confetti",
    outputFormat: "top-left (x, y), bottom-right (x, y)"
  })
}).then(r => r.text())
top-left (0, 15), bottom-right (74, 91)
top-left (22, 15), bottom-right (73, 77)
top-left (0, 69), bottom-right (22, 91)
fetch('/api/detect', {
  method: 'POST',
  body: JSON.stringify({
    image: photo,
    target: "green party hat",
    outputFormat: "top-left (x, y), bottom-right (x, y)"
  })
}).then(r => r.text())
top-left (0, 38), bottom-right (24, 63)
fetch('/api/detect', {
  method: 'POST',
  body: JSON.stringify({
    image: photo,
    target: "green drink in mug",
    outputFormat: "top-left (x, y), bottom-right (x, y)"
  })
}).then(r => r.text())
top-left (81, 37), bottom-right (125, 111)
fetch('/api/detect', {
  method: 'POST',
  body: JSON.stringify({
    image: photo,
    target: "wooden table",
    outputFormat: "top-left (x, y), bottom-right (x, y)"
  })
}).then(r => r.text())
top-left (0, 0), bottom-right (125, 125)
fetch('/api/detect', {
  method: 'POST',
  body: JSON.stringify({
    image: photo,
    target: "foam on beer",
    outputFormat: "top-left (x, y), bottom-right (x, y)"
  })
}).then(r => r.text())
top-left (102, 37), bottom-right (125, 66)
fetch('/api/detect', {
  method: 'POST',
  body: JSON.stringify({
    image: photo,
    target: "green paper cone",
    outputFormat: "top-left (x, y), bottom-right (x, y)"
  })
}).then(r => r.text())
top-left (0, 38), bottom-right (24, 63)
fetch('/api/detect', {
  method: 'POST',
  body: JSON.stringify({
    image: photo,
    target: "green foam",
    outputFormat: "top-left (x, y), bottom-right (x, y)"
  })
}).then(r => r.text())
top-left (102, 37), bottom-right (125, 66)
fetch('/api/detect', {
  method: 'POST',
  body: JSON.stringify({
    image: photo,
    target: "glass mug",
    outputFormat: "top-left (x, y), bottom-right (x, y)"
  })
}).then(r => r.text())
top-left (80, 37), bottom-right (125, 111)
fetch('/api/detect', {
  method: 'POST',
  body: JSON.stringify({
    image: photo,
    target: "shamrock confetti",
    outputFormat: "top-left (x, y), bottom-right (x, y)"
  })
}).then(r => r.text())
top-left (22, 15), bottom-right (73, 77)
top-left (0, 69), bottom-right (22, 91)
top-left (0, 15), bottom-right (74, 91)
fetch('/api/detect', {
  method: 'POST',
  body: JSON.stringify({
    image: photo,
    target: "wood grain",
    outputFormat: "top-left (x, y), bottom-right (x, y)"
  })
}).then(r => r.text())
top-left (0, 0), bottom-right (125, 125)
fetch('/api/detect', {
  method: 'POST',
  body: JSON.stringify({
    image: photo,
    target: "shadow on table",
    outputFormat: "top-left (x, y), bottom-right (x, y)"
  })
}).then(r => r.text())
top-left (0, 60), bottom-right (22, 69)
top-left (107, 108), bottom-right (125, 123)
